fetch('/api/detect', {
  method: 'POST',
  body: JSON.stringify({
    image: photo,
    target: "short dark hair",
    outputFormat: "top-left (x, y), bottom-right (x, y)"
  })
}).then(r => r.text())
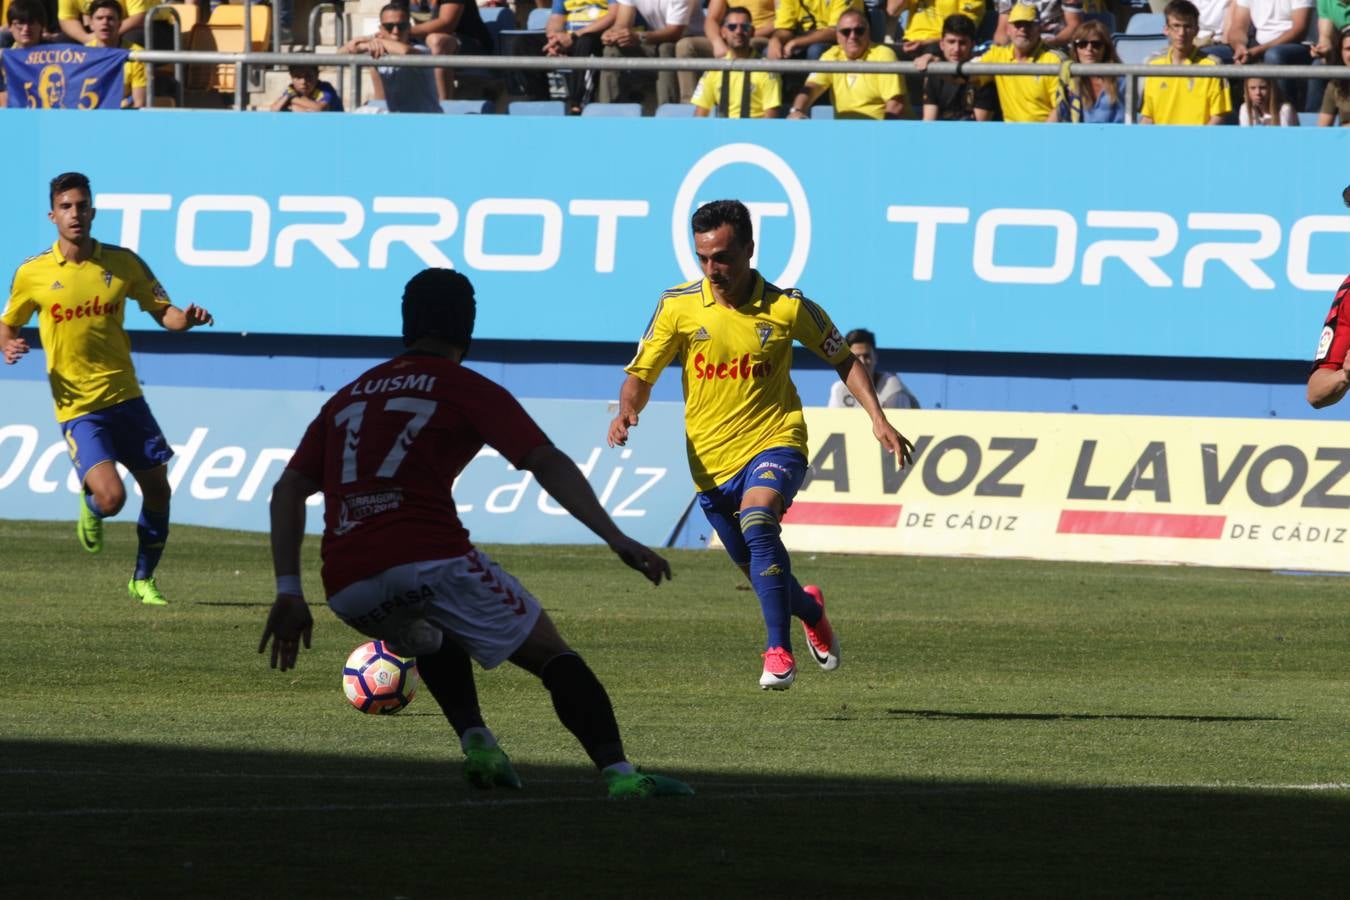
top-left (1343, 183), bottom-right (1350, 208)
top-left (1162, 0), bottom-right (1200, 24)
top-left (6, 0), bottom-right (48, 26)
top-left (941, 13), bottom-right (976, 40)
top-left (402, 268), bottom-right (476, 352)
top-left (380, 2), bottom-right (409, 17)
top-left (691, 200), bottom-right (753, 247)
top-left (723, 5), bottom-right (752, 22)
top-left (288, 63), bottom-right (319, 76)
top-left (87, 0), bottom-right (123, 18)
top-left (844, 328), bottom-right (877, 349)
top-left (49, 172), bottom-right (91, 208)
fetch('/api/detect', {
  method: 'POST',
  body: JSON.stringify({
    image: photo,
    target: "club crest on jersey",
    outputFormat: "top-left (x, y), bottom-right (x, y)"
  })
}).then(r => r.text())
top-left (102, 270), bottom-right (112, 287)
top-left (693, 327), bottom-right (710, 342)
top-left (755, 322), bottom-right (773, 348)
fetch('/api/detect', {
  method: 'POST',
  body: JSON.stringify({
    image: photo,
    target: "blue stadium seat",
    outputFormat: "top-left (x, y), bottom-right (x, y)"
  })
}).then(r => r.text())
top-left (1113, 34), bottom-right (1167, 64)
top-left (441, 99), bottom-right (493, 114)
top-left (810, 104), bottom-right (835, 119)
top-left (581, 102), bottom-right (643, 117)
top-left (1125, 12), bottom-right (1165, 35)
top-left (509, 99), bottom-right (566, 115)
top-left (1296, 111), bottom-right (1320, 127)
top-left (479, 6), bottom-right (514, 45)
top-left (500, 7), bottom-right (553, 40)
top-left (362, 99), bottom-right (388, 111)
top-left (655, 102), bottom-right (697, 117)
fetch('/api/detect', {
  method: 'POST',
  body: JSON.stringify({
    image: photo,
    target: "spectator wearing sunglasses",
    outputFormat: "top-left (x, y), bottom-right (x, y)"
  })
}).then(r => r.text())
top-left (343, 3), bottom-right (442, 113)
top-left (1140, 0), bottom-right (1232, 125)
top-left (1048, 17), bottom-right (1125, 122)
top-left (691, 6), bottom-right (782, 116)
top-left (788, 8), bottom-right (907, 118)
top-left (675, 0), bottom-right (775, 103)
top-left (767, 0), bottom-right (864, 62)
top-left (977, 2), bottom-right (1059, 122)
top-left (993, 0), bottom-right (1082, 50)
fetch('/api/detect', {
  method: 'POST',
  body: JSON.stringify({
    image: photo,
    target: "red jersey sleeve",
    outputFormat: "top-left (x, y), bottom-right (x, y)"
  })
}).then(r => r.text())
top-left (454, 373), bottom-right (551, 467)
top-left (286, 409), bottom-right (329, 483)
top-left (1311, 275), bottom-right (1350, 374)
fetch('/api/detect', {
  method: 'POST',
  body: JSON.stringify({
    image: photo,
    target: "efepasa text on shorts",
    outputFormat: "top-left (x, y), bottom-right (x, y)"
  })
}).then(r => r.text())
top-left (776, 409), bottom-right (1350, 571)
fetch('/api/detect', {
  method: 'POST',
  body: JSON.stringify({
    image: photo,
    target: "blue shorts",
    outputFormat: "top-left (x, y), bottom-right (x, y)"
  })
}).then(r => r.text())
top-left (697, 447), bottom-right (808, 567)
top-left (61, 397), bottom-right (174, 487)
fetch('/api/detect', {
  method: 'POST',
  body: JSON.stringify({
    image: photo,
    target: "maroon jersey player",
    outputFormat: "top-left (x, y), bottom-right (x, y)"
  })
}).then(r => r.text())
top-left (258, 268), bottom-right (693, 800)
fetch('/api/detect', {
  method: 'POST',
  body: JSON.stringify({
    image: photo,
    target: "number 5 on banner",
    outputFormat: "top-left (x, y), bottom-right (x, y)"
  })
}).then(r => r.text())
top-left (78, 77), bottom-right (101, 109)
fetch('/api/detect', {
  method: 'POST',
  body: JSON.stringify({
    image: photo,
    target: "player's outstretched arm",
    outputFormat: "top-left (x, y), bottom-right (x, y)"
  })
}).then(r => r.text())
top-left (607, 373), bottom-right (653, 447)
top-left (521, 443), bottom-right (672, 585)
top-left (835, 355), bottom-right (915, 466)
top-left (0, 322), bottom-right (29, 365)
top-left (1308, 357), bottom-right (1350, 408)
top-left (259, 469), bottom-right (320, 670)
top-left (155, 303), bottom-right (215, 332)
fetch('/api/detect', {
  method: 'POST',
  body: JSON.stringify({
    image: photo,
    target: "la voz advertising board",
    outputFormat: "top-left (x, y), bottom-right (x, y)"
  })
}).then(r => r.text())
top-left (2, 110), bottom-right (1346, 361)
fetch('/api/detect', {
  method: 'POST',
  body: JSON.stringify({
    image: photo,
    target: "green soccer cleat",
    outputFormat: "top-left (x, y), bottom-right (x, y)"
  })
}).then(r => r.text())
top-left (604, 770), bottom-right (695, 800)
top-left (77, 500), bottom-right (103, 554)
top-left (462, 734), bottom-right (523, 790)
top-left (128, 577), bottom-right (169, 606)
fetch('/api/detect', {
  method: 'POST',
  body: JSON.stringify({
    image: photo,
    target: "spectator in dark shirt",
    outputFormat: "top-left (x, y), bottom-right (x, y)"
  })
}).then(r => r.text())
top-left (913, 14), bottom-right (995, 121)
top-left (410, 0), bottom-right (495, 101)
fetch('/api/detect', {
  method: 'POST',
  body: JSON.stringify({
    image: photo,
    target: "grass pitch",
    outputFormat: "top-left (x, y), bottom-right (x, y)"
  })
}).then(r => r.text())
top-left (3, 518), bottom-right (1348, 898)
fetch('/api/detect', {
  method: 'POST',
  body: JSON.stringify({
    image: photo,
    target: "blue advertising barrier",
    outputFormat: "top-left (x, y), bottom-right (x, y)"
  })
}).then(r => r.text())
top-left (2, 110), bottom-right (1346, 361)
top-left (0, 380), bottom-right (694, 544)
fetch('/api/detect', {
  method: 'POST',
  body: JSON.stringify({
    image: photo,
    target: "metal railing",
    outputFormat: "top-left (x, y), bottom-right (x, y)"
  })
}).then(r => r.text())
top-left (144, 3), bottom-right (185, 109)
top-left (125, 46), bottom-right (1350, 118)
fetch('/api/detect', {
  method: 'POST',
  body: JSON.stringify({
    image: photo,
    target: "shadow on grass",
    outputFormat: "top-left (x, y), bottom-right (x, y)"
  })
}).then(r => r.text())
top-left (4, 739), bottom-right (1347, 899)
top-left (888, 708), bottom-right (1292, 723)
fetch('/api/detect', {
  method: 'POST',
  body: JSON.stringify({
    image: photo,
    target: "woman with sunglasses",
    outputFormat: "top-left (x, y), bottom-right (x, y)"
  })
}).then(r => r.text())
top-left (1048, 18), bottom-right (1125, 123)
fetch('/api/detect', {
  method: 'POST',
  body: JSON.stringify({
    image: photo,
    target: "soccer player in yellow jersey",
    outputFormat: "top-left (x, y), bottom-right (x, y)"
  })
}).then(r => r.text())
top-left (608, 200), bottom-right (913, 690)
top-left (1, 172), bottom-right (214, 606)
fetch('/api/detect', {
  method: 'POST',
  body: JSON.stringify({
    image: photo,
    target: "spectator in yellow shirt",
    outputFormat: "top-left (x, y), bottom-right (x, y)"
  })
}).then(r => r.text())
top-left (889, 0), bottom-right (986, 57)
top-left (1140, 0), bottom-right (1232, 125)
top-left (788, 8), bottom-right (906, 118)
top-left (767, 0), bottom-right (862, 60)
top-left (57, 0), bottom-right (151, 44)
top-left (978, 2), bottom-right (1058, 122)
top-left (85, 0), bottom-right (146, 109)
top-left (691, 6), bottom-right (782, 116)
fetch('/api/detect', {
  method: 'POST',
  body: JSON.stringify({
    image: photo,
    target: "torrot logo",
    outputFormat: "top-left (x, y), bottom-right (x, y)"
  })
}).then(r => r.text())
top-left (671, 143), bottom-right (812, 287)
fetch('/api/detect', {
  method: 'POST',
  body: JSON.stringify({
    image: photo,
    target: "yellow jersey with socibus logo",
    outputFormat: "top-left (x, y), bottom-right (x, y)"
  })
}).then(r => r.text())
top-left (3, 240), bottom-right (172, 422)
top-left (625, 273), bottom-right (852, 491)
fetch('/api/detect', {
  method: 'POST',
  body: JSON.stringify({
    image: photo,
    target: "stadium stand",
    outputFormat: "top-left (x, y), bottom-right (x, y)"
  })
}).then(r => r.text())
top-left (1113, 33), bottom-right (1168, 65)
top-left (441, 98), bottom-right (493, 113)
top-left (655, 102), bottom-right (698, 116)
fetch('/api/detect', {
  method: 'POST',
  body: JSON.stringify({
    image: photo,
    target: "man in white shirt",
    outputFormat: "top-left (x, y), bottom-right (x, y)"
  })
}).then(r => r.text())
top-left (826, 329), bottom-right (920, 409)
top-left (1228, 0), bottom-right (1316, 109)
top-left (598, 0), bottom-right (705, 106)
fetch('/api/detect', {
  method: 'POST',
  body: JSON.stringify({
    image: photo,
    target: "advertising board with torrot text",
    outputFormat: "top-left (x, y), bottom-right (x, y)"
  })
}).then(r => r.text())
top-left (3, 110), bottom-right (1346, 360)
top-left (0, 380), bottom-right (694, 546)
top-left (783, 409), bottom-right (1350, 573)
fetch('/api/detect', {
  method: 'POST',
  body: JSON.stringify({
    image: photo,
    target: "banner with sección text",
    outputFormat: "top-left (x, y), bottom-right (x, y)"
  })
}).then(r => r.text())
top-left (782, 408), bottom-right (1350, 572)
top-left (0, 380), bottom-right (694, 546)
